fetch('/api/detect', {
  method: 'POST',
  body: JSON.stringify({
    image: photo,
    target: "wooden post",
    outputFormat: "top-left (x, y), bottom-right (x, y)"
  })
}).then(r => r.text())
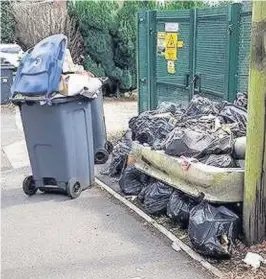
top-left (243, 0), bottom-right (266, 245)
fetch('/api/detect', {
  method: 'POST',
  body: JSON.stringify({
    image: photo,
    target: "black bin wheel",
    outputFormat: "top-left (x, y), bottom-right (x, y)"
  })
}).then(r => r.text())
top-left (67, 180), bottom-right (82, 199)
top-left (23, 175), bottom-right (37, 196)
top-left (95, 148), bottom-right (109, 164)
top-left (105, 141), bottom-right (113, 154)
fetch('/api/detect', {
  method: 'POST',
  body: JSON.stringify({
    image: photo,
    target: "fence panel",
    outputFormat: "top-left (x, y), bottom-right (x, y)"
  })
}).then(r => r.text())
top-left (137, 3), bottom-right (252, 113)
top-left (236, 3), bottom-right (252, 93)
top-left (194, 6), bottom-right (229, 100)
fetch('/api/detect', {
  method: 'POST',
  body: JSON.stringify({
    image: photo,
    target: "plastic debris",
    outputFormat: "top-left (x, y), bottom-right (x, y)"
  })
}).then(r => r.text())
top-left (243, 252), bottom-right (266, 269)
top-left (188, 201), bottom-right (239, 258)
top-left (63, 49), bottom-right (85, 73)
top-left (167, 191), bottom-right (197, 228)
top-left (59, 74), bottom-right (102, 98)
top-left (171, 241), bottom-right (181, 252)
top-left (138, 181), bottom-right (173, 214)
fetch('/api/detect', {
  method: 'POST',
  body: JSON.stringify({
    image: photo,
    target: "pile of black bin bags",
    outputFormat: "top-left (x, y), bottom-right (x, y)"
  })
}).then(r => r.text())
top-left (118, 165), bottom-right (240, 258)
top-left (102, 93), bottom-right (247, 258)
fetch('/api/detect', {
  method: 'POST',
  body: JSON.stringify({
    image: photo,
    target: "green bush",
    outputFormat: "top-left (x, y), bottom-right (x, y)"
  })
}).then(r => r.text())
top-left (1, 1), bottom-right (16, 43)
top-left (69, 0), bottom-right (204, 91)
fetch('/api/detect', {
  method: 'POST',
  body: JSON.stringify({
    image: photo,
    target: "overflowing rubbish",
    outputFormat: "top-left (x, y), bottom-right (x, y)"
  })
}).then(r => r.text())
top-left (243, 252), bottom-right (266, 269)
top-left (138, 181), bottom-right (173, 214)
top-left (102, 94), bottom-right (247, 257)
top-left (62, 49), bottom-right (86, 74)
top-left (11, 35), bottom-right (111, 104)
top-left (59, 74), bottom-right (107, 99)
top-left (188, 201), bottom-right (240, 257)
top-left (167, 190), bottom-right (197, 228)
top-left (102, 130), bottom-right (132, 177)
top-left (105, 94), bottom-right (248, 169)
top-left (100, 93), bottom-right (247, 259)
top-left (11, 35), bottom-right (110, 199)
top-left (119, 165), bottom-right (145, 195)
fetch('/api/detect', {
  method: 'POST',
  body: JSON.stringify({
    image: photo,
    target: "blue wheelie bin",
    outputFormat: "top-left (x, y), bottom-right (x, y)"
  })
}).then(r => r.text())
top-left (12, 35), bottom-right (95, 199)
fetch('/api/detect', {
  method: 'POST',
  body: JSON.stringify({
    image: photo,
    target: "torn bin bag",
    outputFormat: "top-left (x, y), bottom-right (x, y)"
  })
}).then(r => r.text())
top-left (164, 128), bottom-right (233, 158)
top-left (199, 154), bottom-right (236, 168)
top-left (139, 181), bottom-right (173, 215)
top-left (156, 102), bottom-right (181, 114)
top-left (219, 104), bottom-right (247, 137)
top-left (188, 202), bottom-right (240, 258)
top-left (103, 130), bottom-right (132, 177)
top-left (185, 95), bottom-right (221, 116)
top-left (167, 191), bottom-right (197, 228)
top-left (119, 165), bottom-right (144, 195)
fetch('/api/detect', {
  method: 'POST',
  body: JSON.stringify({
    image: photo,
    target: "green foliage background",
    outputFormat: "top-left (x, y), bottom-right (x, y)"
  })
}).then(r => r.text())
top-left (1, 1), bottom-right (16, 44)
top-left (69, 0), bottom-right (204, 91)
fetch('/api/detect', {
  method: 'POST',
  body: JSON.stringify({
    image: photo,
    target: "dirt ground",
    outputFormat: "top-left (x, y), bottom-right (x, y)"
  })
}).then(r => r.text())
top-left (104, 98), bottom-right (137, 141)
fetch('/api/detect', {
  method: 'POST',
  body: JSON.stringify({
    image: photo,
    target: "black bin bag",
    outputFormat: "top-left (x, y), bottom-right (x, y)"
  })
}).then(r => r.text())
top-left (167, 191), bottom-right (197, 228)
top-left (138, 181), bottom-right (173, 215)
top-left (219, 104), bottom-right (247, 137)
top-left (164, 128), bottom-right (233, 158)
top-left (188, 201), bottom-right (240, 258)
top-left (119, 165), bottom-right (144, 195)
top-left (199, 154), bottom-right (235, 168)
top-left (104, 130), bottom-right (132, 177)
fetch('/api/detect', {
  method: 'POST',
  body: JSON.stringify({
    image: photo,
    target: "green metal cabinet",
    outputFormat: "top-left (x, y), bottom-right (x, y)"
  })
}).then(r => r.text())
top-left (137, 3), bottom-right (252, 112)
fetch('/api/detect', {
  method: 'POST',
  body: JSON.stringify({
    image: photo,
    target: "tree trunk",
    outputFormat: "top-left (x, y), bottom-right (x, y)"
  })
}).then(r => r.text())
top-left (243, 0), bottom-right (266, 245)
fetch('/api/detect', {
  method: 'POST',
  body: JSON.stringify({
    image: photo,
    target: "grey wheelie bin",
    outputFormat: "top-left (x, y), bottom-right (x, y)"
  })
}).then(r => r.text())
top-left (1, 61), bottom-right (15, 104)
top-left (18, 97), bottom-right (95, 198)
top-left (11, 34), bottom-right (96, 198)
top-left (91, 90), bottom-right (113, 164)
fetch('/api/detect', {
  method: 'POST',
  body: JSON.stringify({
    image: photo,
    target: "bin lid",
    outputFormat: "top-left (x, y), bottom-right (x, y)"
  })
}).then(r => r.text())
top-left (0, 44), bottom-right (22, 54)
top-left (11, 34), bottom-right (67, 97)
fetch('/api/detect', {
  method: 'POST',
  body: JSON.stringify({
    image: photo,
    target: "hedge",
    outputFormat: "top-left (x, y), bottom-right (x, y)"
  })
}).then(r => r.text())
top-left (69, 0), bottom-right (204, 91)
top-left (1, 1), bottom-right (16, 44)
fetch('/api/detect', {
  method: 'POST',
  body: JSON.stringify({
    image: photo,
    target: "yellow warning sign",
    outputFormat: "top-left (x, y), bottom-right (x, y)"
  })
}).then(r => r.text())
top-left (165, 49), bottom-right (177, 60)
top-left (166, 33), bottom-right (177, 48)
top-left (167, 60), bottom-right (175, 74)
top-left (177, 41), bottom-right (184, 48)
top-left (165, 33), bottom-right (177, 60)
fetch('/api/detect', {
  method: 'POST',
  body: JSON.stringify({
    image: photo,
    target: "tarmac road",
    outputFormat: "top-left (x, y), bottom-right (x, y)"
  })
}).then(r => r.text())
top-left (1, 106), bottom-right (213, 279)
